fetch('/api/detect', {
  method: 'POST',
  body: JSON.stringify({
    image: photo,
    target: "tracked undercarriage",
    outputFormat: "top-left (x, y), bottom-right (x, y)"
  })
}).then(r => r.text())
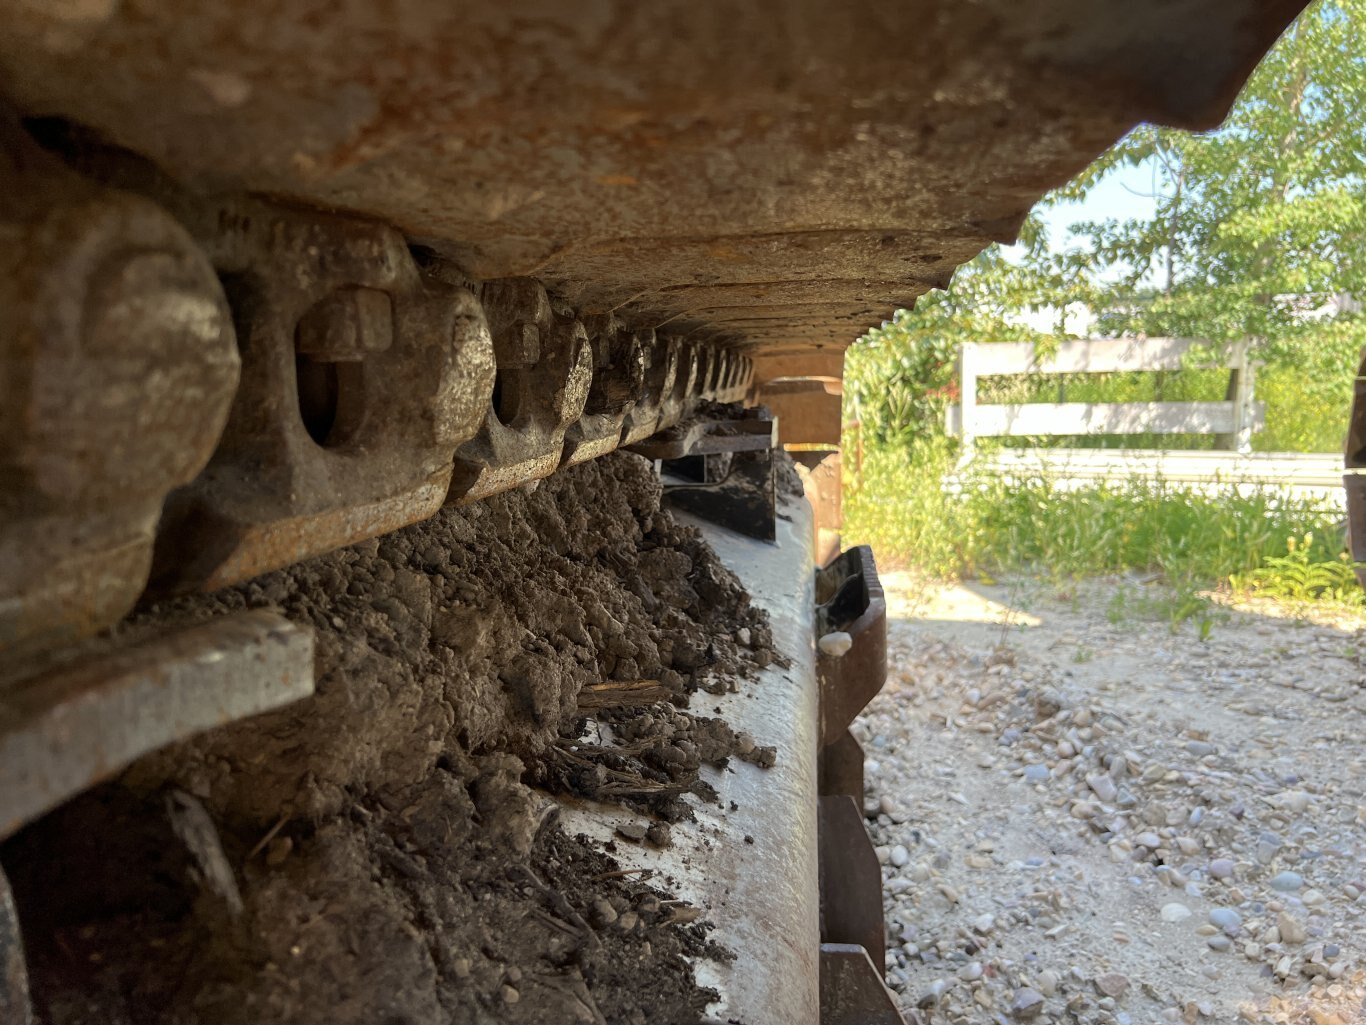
top-left (0, 3), bottom-right (1311, 1022)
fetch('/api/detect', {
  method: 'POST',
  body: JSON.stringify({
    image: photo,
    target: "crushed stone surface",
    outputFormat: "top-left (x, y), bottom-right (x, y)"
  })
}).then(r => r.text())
top-left (863, 574), bottom-right (1364, 1025)
top-left (1, 452), bottom-right (777, 1025)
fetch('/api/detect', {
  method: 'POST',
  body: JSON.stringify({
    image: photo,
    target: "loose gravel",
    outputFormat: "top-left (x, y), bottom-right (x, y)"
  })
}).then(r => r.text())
top-left (859, 574), bottom-right (1364, 1025)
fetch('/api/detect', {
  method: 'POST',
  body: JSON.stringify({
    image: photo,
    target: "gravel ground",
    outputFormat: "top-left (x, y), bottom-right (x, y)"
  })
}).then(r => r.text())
top-left (858, 573), bottom-right (1364, 1025)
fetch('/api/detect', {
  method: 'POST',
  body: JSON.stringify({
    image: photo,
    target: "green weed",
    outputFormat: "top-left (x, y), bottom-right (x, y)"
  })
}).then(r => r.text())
top-left (1231, 534), bottom-right (1365, 606)
top-left (843, 438), bottom-right (1359, 622)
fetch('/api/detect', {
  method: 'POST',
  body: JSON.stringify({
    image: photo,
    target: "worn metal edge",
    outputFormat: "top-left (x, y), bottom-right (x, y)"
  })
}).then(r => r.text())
top-left (0, 610), bottom-right (315, 839)
top-left (559, 488), bottom-right (819, 1024)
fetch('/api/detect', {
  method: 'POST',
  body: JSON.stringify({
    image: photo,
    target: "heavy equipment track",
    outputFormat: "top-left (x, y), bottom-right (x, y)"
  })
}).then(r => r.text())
top-left (0, 4), bottom-right (1314, 1022)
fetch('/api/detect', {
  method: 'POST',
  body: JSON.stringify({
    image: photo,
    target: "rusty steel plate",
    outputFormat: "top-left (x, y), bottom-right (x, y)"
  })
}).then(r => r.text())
top-left (819, 794), bottom-right (888, 971)
top-left (816, 546), bottom-right (888, 750)
top-left (820, 943), bottom-right (905, 1025)
top-left (0, 611), bottom-right (315, 839)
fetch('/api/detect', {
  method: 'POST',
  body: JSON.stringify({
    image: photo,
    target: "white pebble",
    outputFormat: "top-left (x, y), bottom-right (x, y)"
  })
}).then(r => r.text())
top-left (818, 631), bottom-right (853, 657)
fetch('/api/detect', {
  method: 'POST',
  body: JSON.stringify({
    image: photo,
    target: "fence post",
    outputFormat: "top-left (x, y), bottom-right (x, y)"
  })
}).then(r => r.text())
top-left (1224, 340), bottom-right (1255, 455)
top-left (958, 342), bottom-right (978, 455)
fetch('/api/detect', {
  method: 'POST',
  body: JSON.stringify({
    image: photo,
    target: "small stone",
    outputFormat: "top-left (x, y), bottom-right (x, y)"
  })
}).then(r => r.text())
top-left (1208, 858), bottom-right (1235, 880)
top-left (1175, 836), bottom-right (1200, 856)
top-left (1208, 907), bottom-right (1242, 933)
top-left (1135, 831), bottom-right (1162, 849)
top-left (616, 821), bottom-right (649, 842)
top-left (1036, 969), bottom-right (1060, 997)
top-left (818, 632), bottom-right (853, 657)
top-left (646, 822), bottom-right (672, 848)
top-left (959, 962), bottom-right (983, 982)
top-left (1207, 935), bottom-right (1232, 952)
top-left (1276, 911), bottom-right (1307, 945)
top-left (736, 627), bottom-right (752, 647)
top-left (1161, 902), bottom-right (1193, 923)
top-left (1024, 763), bottom-right (1051, 783)
top-left (1185, 741), bottom-right (1216, 757)
top-left (265, 836), bottom-right (293, 866)
top-left (1095, 973), bottom-right (1130, 999)
top-left (1268, 789), bottom-right (1310, 814)
top-left (1087, 773), bottom-right (1118, 803)
top-left (972, 913), bottom-right (996, 934)
top-left (1011, 988), bottom-right (1046, 1019)
top-left (915, 978), bottom-right (950, 1008)
top-left (501, 985), bottom-right (520, 1005)
top-left (592, 898), bottom-right (618, 926)
top-left (1302, 888), bottom-right (1325, 906)
top-left (616, 911), bottom-right (639, 933)
top-left (890, 844), bottom-right (910, 867)
top-left (1269, 871), bottom-right (1303, 892)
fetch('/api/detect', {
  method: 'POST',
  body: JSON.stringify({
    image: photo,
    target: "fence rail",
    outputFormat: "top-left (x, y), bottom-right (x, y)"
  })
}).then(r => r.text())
top-left (946, 337), bottom-right (1261, 453)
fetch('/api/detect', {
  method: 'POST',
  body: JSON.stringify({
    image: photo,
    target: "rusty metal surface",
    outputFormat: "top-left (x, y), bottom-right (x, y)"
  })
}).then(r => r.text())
top-left (819, 795), bottom-right (887, 971)
top-left (0, 611), bottom-right (314, 840)
top-left (149, 198), bottom-right (495, 591)
top-left (0, 121), bottom-right (241, 658)
top-left (793, 450), bottom-right (844, 568)
top-left (629, 416), bottom-right (776, 462)
top-left (1347, 349), bottom-right (1366, 589)
top-left (0, 865), bottom-right (30, 1025)
top-left (819, 728), bottom-right (866, 800)
top-left (816, 546), bottom-right (888, 750)
top-left (662, 450), bottom-right (778, 542)
top-left (448, 277), bottom-right (595, 502)
top-left (1346, 475), bottom-right (1366, 590)
top-left (560, 492), bottom-right (820, 1024)
top-left (0, 2), bottom-right (1304, 372)
top-left (820, 943), bottom-right (906, 1025)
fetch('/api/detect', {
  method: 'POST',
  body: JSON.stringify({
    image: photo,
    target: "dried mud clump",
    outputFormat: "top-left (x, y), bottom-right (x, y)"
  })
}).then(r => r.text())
top-left (533, 704), bottom-right (779, 823)
top-left (1, 452), bottom-right (778, 1025)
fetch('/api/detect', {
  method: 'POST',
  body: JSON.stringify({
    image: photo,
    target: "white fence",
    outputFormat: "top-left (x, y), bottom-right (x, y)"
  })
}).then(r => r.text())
top-left (946, 337), bottom-right (1261, 453)
top-left (944, 338), bottom-right (1344, 509)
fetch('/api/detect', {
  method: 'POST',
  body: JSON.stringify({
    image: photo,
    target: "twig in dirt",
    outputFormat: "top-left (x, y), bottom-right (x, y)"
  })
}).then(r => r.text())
top-left (526, 907), bottom-right (582, 937)
top-left (512, 865), bottom-right (600, 949)
top-left (527, 976), bottom-right (609, 1025)
top-left (245, 814), bottom-right (289, 863)
top-left (592, 868), bottom-right (654, 882)
top-left (575, 680), bottom-right (673, 710)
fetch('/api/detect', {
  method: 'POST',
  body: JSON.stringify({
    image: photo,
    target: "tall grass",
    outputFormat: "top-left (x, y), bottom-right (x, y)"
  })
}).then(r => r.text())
top-left (843, 438), bottom-right (1360, 615)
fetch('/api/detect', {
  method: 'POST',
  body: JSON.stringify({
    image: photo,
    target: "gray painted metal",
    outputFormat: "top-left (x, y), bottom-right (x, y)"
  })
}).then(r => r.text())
top-left (0, 611), bottom-right (315, 839)
top-left (561, 490), bottom-right (819, 1024)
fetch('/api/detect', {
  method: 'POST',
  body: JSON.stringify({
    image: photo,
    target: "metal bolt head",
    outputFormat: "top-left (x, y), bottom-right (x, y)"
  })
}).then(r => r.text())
top-left (296, 286), bottom-right (393, 362)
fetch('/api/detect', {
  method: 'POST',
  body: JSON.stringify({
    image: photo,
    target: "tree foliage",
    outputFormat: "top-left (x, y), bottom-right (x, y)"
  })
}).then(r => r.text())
top-left (847, 0), bottom-right (1366, 452)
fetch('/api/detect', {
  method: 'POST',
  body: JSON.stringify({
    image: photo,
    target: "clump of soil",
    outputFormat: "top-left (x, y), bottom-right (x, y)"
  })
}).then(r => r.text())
top-left (121, 451), bottom-right (775, 828)
top-left (532, 704), bottom-right (778, 823)
top-left (1, 452), bottom-right (778, 1025)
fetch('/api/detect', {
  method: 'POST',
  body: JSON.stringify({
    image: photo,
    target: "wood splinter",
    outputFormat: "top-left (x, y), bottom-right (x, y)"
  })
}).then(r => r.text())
top-left (575, 680), bottom-right (672, 710)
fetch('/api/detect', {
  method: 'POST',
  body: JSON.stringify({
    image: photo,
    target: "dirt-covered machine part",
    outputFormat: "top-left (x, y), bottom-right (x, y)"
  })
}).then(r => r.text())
top-left (0, 2), bottom-right (1309, 1022)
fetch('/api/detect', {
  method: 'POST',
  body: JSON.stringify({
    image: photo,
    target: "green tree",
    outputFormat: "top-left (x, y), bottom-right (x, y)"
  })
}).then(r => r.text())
top-left (1048, 0), bottom-right (1366, 450)
top-left (849, 0), bottom-right (1365, 453)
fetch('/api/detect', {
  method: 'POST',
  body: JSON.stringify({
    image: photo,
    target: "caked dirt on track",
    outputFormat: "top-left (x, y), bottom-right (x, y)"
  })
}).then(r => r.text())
top-left (1, 452), bottom-right (784, 1025)
top-left (864, 574), bottom-right (1364, 1025)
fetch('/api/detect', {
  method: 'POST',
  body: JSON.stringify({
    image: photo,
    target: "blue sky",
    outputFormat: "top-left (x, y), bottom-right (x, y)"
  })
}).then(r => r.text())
top-left (1035, 157), bottom-right (1160, 251)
